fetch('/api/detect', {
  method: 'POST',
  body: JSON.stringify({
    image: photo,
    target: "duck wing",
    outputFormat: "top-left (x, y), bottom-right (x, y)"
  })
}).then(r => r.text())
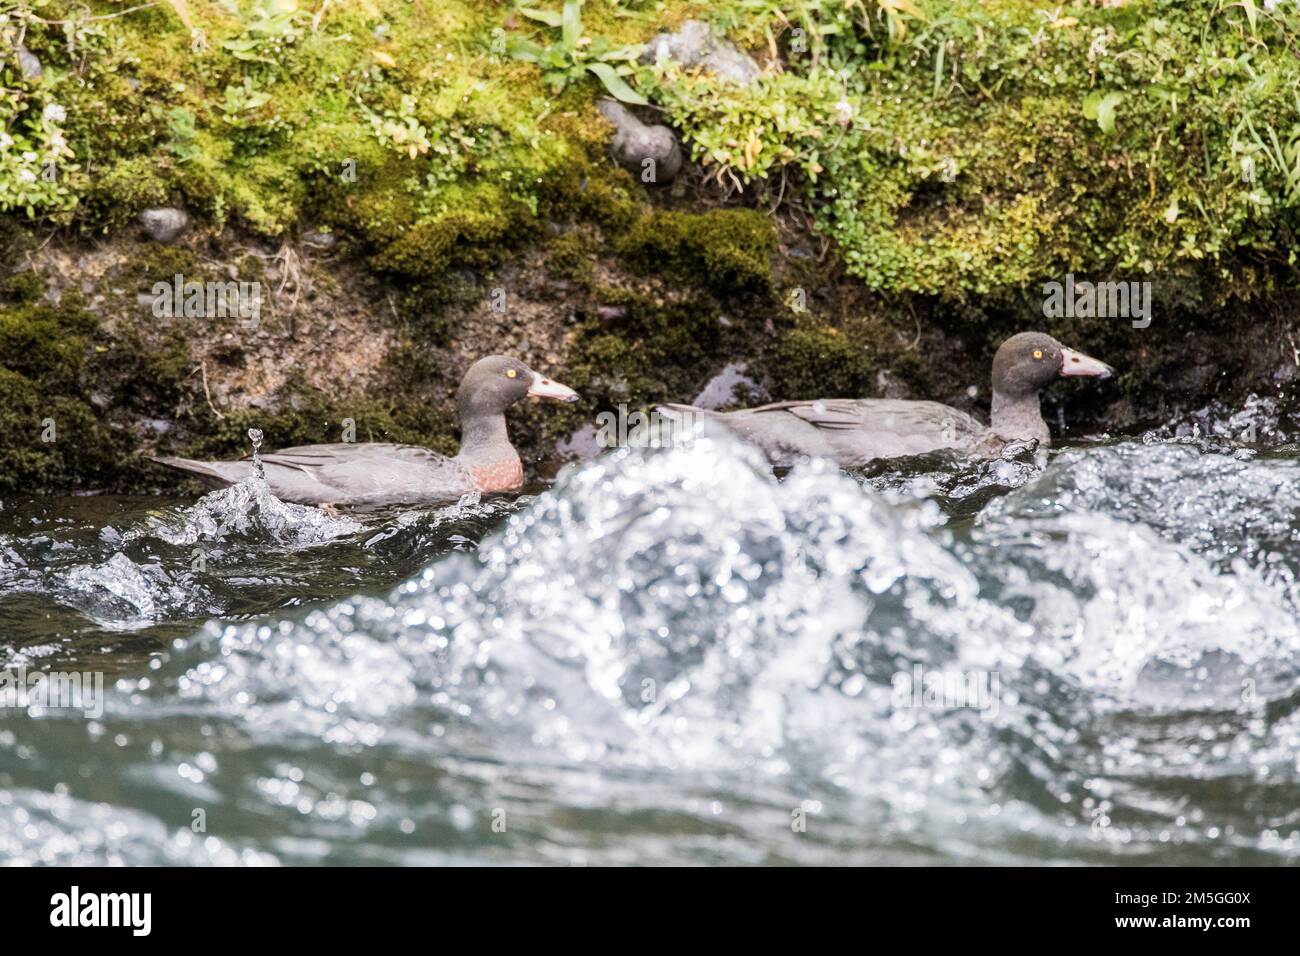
top-left (751, 399), bottom-right (872, 430)
top-left (254, 443), bottom-right (474, 505)
top-left (746, 399), bottom-right (994, 465)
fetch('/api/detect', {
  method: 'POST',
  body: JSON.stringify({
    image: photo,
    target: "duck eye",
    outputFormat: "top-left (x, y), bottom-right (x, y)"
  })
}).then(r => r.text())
top-left (1032, 349), bottom-right (1043, 359)
top-left (506, 369), bottom-right (518, 379)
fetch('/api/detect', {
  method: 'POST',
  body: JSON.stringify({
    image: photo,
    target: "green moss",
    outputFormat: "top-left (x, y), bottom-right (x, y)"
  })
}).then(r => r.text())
top-left (0, 220), bottom-right (35, 270)
top-left (0, 300), bottom-right (96, 389)
top-left (371, 193), bottom-right (535, 280)
top-left (11, 0), bottom-right (1299, 314)
top-left (88, 323), bottom-right (193, 417)
top-left (0, 297), bottom-right (136, 494)
top-left (0, 271), bottom-right (47, 305)
top-left (616, 209), bottom-right (776, 297)
top-left (541, 164), bottom-right (640, 234)
top-left (0, 370), bottom-right (134, 494)
top-left (129, 244), bottom-right (202, 285)
top-left (534, 116), bottom-right (642, 231)
top-left (547, 232), bottom-right (597, 287)
top-left (559, 285), bottom-right (738, 432)
top-left (762, 324), bottom-right (876, 401)
top-left (77, 157), bottom-right (173, 235)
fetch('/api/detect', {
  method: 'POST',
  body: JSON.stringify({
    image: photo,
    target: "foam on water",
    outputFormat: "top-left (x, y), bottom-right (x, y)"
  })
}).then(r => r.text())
top-left (129, 471), bottom-right (365, 550)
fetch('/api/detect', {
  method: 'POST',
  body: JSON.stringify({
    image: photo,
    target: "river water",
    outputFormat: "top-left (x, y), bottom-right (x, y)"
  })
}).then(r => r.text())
top-left (3, 419), bottom-right (1300, 865)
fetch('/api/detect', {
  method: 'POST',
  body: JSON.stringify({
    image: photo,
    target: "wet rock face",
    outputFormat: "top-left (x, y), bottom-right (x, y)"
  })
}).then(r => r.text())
top-left (596, 99), bottom-right (682, 185)
top-left (555, 423), bottom-right (604, 461)
top-left (641, 19), bottom-right (760, 85)
top-left (692, 362), bottom-right (767, 410)
top-left (138, 208), bottom-right (190, 244)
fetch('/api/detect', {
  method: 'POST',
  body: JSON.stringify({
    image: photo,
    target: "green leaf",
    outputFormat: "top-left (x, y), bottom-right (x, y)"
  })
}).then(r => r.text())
top-left (562, 1), bottom-right (582, 53)
top-left (517, 7), bottom-right (563, 27)
top-left (1084, 91), bottom-right (1123, 134)
top-left (599, 44), bottom-right (643, 62)
top-left (1096, 92), bottom-right (1122, 134)
top-left (585, 62), bottom-right (648, 105)
top-left (1241, 0), bottom-right (1258, 35)
top-left (507, 38), bottom-right (545, 63)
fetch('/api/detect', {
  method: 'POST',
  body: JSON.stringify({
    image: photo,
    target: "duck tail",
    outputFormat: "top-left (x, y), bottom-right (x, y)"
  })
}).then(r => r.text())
top-left (151, 456), bottom-right (238, 486)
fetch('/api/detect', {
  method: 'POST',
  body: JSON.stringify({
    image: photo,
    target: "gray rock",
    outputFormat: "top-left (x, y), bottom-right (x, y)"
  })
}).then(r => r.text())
top-left (642, 19), bottom-right (713, 66)
top-left (875, 369), bottom-right (907, 400)
top-left (692, 362), bottom-right (768, 410)
top-left (640, 19), bottom-right (759, 86)
top-left (597, 99), bottom-right (682, 185)
top-left (139, 207), bottom-right (190, 244)
top-left (17, 44), bottom-right (42, 81)
top-left (699, 46), bottom-right (761, 85)
top-left (555, 424), bottom-right (604, 460)
top-left (303, 229), bottom-right (337, 248)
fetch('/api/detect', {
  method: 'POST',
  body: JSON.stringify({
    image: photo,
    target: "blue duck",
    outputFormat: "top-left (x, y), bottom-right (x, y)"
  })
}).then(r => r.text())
top-left (658, 332), bottom-right (1113, 468)
top-left (154, 356), bottom-right (579, 506)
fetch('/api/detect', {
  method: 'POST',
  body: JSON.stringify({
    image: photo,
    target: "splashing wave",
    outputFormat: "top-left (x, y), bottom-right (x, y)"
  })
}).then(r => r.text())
top-left (3, 433), bottom-right (1300, 864)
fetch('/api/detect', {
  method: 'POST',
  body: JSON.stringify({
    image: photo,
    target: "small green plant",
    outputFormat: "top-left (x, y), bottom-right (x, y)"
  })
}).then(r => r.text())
top-left (0, 5), bottom-right (79, 217)
top-left (0, 96), bottom-right (78, 217)
top-left (221, 77), bottom-right (273, 122)
top-left (360, 93), bottom-right (434, 160)
top-left (221, 0), bottom-right (305, 63)
top-left (508, 1), bottom-right (648, 104)
top-left (164, 106), bottom-right (200, 162)
top-left (220, 77), bottom-right (289, 156)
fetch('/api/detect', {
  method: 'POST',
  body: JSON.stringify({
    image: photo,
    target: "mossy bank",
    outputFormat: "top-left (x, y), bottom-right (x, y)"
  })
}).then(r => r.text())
top-left (4, 1), bottom-right (1300, 493)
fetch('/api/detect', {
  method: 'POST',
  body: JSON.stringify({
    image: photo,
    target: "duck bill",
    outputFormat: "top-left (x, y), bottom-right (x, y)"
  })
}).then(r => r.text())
top-left (1058, 347), bottom-right (1114, 379)
top-left (528, 374), bottom-right (580, 403)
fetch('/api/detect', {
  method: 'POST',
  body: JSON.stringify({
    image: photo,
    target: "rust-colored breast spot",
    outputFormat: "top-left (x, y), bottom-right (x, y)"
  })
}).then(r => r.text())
top-left (470, 459), bottom-right (524, 493)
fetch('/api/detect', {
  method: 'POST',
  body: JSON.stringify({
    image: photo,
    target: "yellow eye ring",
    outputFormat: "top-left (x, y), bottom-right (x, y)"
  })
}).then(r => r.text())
top-left (506, 369), bottom-right (518, 378)
top-left (1033, 349), bottom-right (1044, 359)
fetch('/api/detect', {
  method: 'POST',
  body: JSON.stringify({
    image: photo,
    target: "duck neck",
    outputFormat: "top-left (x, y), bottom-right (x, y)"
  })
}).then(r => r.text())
top-left (456, 410), bottom-right (517, 465)
top-left (990, 389), bottom-right (1050, 446)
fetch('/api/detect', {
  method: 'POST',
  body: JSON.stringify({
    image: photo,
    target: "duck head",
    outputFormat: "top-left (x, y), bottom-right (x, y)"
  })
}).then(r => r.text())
top-left (991, 331), bottom-right (1113, 398)
top-left (457, 355), bottom-right (579, 418)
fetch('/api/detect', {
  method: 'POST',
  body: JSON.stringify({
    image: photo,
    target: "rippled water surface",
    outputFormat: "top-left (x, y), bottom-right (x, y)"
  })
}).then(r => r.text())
top-left (4, 427), bottom-right (1300, 865)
